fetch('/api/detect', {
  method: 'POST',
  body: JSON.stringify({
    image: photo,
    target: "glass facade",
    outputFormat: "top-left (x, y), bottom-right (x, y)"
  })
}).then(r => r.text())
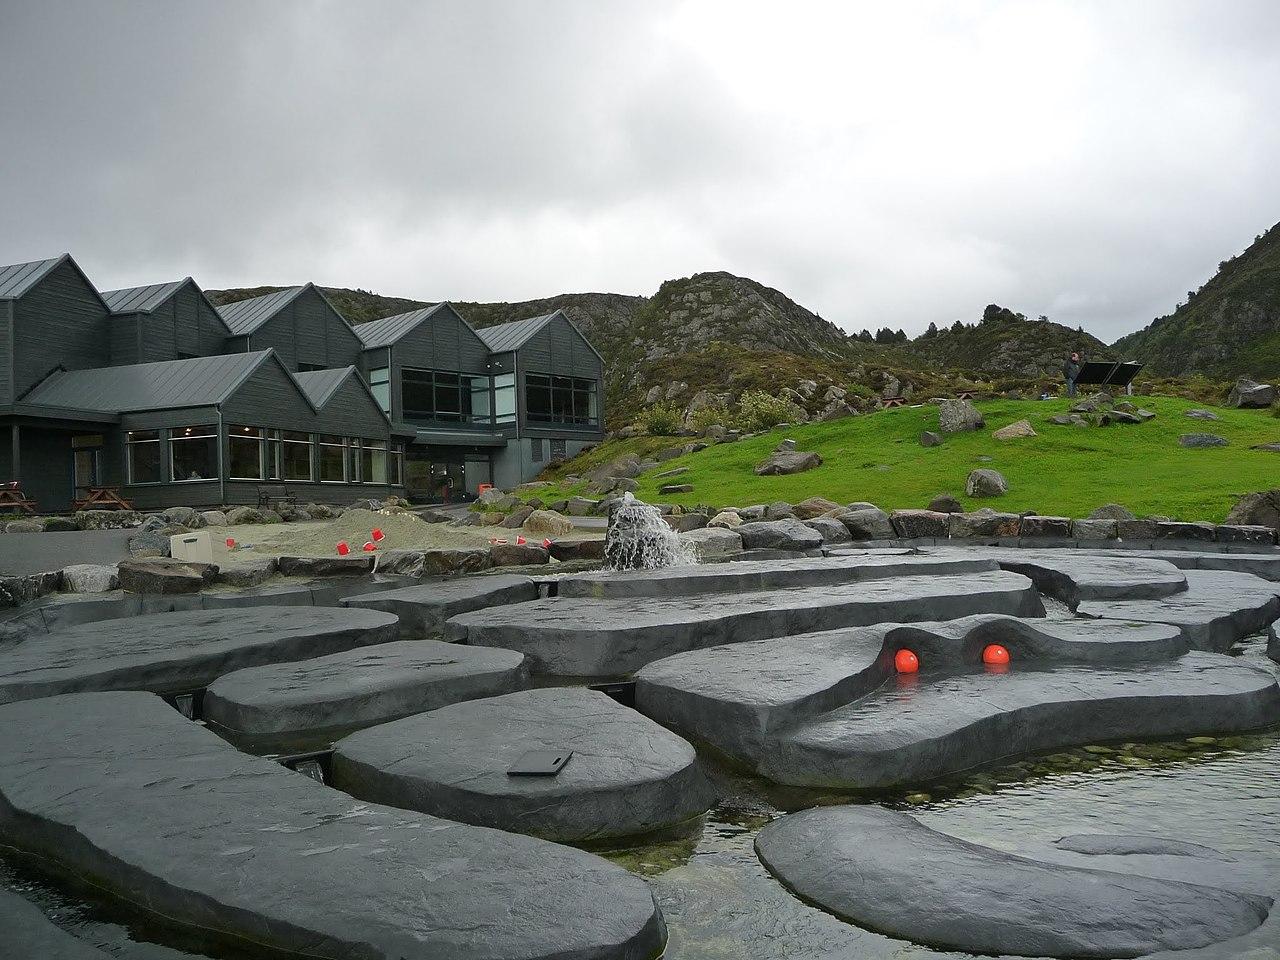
top-left (318, 435), bottom-right (346, 482)
top-left (126, 430), bottom-right (162, 484)
top-left (493, 373), bottom-right (516, 424)
top-left (370, 367), bottom-right (390, 413)
top-left (170, 425), bottom-right (218, 482)
top-left (228, 425), bottom-right (264, 480)
top-left (281, 431), bottom-right (313, 481)
top-left (524, 375), bottom-right (598, 425)
top-left (402, 368), bottom-right (490, 424)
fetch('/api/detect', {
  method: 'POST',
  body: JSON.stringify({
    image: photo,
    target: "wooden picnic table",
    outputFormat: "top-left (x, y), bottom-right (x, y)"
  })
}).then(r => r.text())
top-left (71, 487), bottom-right (134, 511)
top-left (0, 483), bottom-right (37, 514)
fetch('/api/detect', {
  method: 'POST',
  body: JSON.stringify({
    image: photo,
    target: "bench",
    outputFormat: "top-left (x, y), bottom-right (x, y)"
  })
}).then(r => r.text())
top-left (256, 486), bottom-right (298, 510)
top-left (71, 487), bottom-right (134, 511)
top-left (880, 396), bottom-right (906, 408)
top-left (0, 482), bottom-right (38, 514)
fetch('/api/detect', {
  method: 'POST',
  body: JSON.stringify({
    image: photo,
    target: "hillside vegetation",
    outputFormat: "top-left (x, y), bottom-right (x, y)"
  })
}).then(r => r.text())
top-left (535, 397), bottom-right (1280, 522)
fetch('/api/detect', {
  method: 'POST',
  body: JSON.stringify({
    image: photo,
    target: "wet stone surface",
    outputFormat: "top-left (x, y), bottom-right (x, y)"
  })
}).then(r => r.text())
top-left (340, 574), bottom-right (539, 637)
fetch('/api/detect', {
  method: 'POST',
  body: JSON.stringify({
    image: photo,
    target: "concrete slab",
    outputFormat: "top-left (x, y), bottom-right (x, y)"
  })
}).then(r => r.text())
top-left (341, 575), bottom-right (538, 637)
top-left (0, 606), bottom-right (399, 704)
top-left (0, 692), bottom-right (666, 960)
top-left (447, 570), bottom-right (1044, 676)
top-left (334, 687), bottom-right (713, 844)
top-left (204, 639), bottom-right (528, 746)
top-left (0, 887), bottom-right (111, 959)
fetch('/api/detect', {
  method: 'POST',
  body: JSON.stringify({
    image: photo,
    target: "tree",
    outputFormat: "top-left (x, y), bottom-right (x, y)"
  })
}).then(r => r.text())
top-left (874, 327), bottom-right (895, 344)
top-left (857, 329), bottom-right (874, 343)
top-left (923, 321), bottom-right (939, 338)
top-left (894, 329), bottom-right (907, 342)
top-left (950, 320), bottom-right (965, 334)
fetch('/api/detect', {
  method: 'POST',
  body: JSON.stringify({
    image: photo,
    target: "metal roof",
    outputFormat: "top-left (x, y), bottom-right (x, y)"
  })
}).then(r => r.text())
top-left (354, 304), bottom-right (445, 349)
top-left (0, 255), bottom-right (70, 299)
top-left (22, 351), bottom-right (273, 413)
top-left (475, 312), bottom-right (557, 352)
top-left (100, 278), bottom-right (190, 314)
top-left (215, 286), bottom-right (306, 335)
top-left (292, 366), bottom-right (355, 407)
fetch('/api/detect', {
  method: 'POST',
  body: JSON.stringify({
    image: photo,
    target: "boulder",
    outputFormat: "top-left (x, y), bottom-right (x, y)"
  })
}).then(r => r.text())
top-left (1072, 518), bottom-right (1118, 540)
top-left (664, 513), bottom-right (708, 533)
top-left (201, 510), bottom-right (228, 526)
top-left (654, 466), bottom-right (689, 479)
top-left (948, 509), bottom-right (1021, 539)
top-left (1087, 503), bottom-right (1135, 521)
top-left (802, 517), bottom-right (852, 544)
top-left (965, 468), bottom-right (1008, 497)
top-left (60, 564), bottom-right (119, 593)
top-left (938, 398), bottom-right (984, 433)
top-left (837, 507), bottom-right (895, 540)
top-left (1155, 521), bottom-right (1216, 542)
top-left (992, 419), bottom-right (1036, 440)
top-left (659, 483), bottom-right (694, 494)
top-left (1019, 515), bottom-right (1072, 538)
top-left (489, 542), bottom-right (550, 567)
top-left (0, 571), bottom-right (60, 608)
top-left (547, 539), bottom-right (606, 562)
top-left (1179, 433), bottom-right (1228, 447)
top-left (1116, 518), bottom-right (1159, 540)
top-left (1215, 525), bottom-right (1276, 545)
top-left (736, 518), bottom-right (824, 551)
top-left (117, 558), bottom-right (216, 594)
top-left (74, 509), bottom-right (139, 530)
top-left (162, 506), bottom-right (206, 528)
top-left (890, 509), bottom-right (949, 539)
top-left (4, 519), bottom-right (42, 533)
top-left (259, 509), bottom-right (284, 524)
top-left (927, 494), bottom-right (963, 514)
top-left (216, 557), bottom-right (278, 588)
top-left (1224, 490), bottom-right (1280, 530)
top-left (522, 510), bottom-right (574, 536)
top-left (1185, 409), bottom-right (1220, 421)
top-left (126, 529), bottom-right (174, 558)
top-left (421, 548), bottom-right (493, 576)
top-left (919, 431), bottom-right (943, 447)
top-left (498, 506), bottom-right (535, 529)
top-left (738, 505), bottom-right (767, 521)
top-left (41, 516), bottom-right (79, 532)
top-left (754, 449), bottom-right (822, 476)
top-left (793, 496), bottom-right (843, 519)
top-left (1108, 410), bottom-right (1143, 425)
top-left (1048, 413), bottom-right (1088, 426)
top-left (565, 496), bottom-right (599, 516)
top-left (139, 514), bottom-right (167, 533)
top-left (225, 506), bottom-right (265, 524)
top-left (680, 527), bottom-right (744, 558)
top-left (1252, 442), bottom-right (1280, 453)
top-left (1227, 377), bottom-right (1276, 408)
top-left (764, 501), bottom-right (797, 520)
top-left (276, 556), bottom-right (375, 577)
top-left (708, 510), bottom-right (742, 529)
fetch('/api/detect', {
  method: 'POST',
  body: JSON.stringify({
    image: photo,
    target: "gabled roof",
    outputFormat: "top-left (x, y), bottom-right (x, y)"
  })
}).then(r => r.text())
top-left (0, 253), bottom-right (109, 309)
top-left (101, 278), bottom-right (191, 314)
top-left (215, 286), bottom-right (307, 335)
top-left (22, 350), bottom-right (276, 413)
top-left (475, 312), bottom-right (557, 352)
top-left (354, 304), bottom-right (447, 349)
top-left (291, 365), bottom-right (391, 425)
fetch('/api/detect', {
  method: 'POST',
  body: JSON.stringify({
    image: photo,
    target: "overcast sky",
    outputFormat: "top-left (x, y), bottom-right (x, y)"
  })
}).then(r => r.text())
top-left (2, 1), bottom-right (1278, 340)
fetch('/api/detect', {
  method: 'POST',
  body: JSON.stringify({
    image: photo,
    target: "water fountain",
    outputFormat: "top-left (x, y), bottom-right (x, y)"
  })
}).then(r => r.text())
top-left (604, 493), bottom-right (698, 571)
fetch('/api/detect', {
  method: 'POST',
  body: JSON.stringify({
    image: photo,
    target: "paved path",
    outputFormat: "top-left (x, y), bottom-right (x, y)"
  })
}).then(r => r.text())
top-left (0, 530), bottom-right (132, 576)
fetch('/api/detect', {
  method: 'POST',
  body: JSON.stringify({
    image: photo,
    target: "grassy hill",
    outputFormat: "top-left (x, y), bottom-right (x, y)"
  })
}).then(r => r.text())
top-left (534, 396), bottom-right (1280, 522)
top-left (1113, 221), bottom-right (1280, 379)
top-left (905, 307), bottom-right (1113, 379)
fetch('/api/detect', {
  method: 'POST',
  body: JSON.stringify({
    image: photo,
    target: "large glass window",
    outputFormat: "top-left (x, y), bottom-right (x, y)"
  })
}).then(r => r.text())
top-left (228, 425), bottom-right (263, 480)
top-left (171, 425), bottom-right (218, 482)
top-left (525, 375), bottom-right (598, 425)
top-left (282, 431), bottom-right (313, 481)
top-left (493, 373), bottom-right (516, 424)
top-left (126, 430), bottom-right (162, 484)
top-left (319, 435), bottom-right (347, 482)
top-left (360, 440), bottom-right (388, 484)
top-left (369, 367), bottom-right (390, 414)
top-left (402, 368), bottom-right (489, 423)
top-left (388, 443), bottom-right (404, 486)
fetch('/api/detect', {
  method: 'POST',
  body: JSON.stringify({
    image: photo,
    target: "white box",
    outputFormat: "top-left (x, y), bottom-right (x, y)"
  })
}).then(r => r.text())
top-left (169, 530), bottom-right (214, 564)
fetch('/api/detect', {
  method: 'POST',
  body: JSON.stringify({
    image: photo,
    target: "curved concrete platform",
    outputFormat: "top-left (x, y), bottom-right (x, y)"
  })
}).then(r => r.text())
top-left (0, 887), bottom-right (111, 959)
top-left (1077, 570), bottom-right (1280, 651)
top-left (0, 606), bottom-right (399, 704)
top-left (555, 554), bottom-right (998, 599)
top-left (765, 652), bottom-right (1279, 788)
top-left (447, 570), bottom-right (1044, 676)
top-left (204, 639), bottom-right (528, 745)
top-left (636, 615), bottom-right (1188, 766)
top-left (333, 687), bottom-right (713, 844)
top-left (341, 575), bottom-right (538, 637)
top-left (0, 692), bottom-right (666, 960)
top-left (755, 806), bottom-right (1271, 958)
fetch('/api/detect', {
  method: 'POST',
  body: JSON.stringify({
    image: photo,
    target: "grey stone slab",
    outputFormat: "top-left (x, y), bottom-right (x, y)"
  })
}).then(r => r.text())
top-left (204, 639), bottom-right (528, 743)
top-left (333, 687), bottom-right (713, 843)
top-left (1077, 569), bottom-right (1280, 651)
top-left (1119, 549), bottom-right (1280, 581)
top-left (556, 554), bottom-right (998, 599)
top-left (766, 652), bottom-right (1279, 788)
top-left (341, 575), bottom-right (538, 637)
top-left (0, 606), bottom-right (400, 704)
top-left (448, 570), bottom-right (1044, 676)
top-left (1053, 834), bottom-right (1235, 860)
top-left (0, 887), bottom-right (110, 959)
top-left (636, 615), bottom-right (1188, 766)
top-left (1270, 622), bottom-right (1278, 664)
top-left (755, 806), bottom-right (1270, 958)
top-left (0, 693), bottom-right (665, 960)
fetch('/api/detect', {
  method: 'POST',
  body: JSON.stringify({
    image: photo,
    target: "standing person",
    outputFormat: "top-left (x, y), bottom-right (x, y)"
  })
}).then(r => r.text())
top-left (1063, 351), bottom-right (1082, 398)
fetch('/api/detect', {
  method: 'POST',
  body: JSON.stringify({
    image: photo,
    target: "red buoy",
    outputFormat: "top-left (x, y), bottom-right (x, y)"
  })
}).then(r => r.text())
top-left (225, 537), bottom-right (236, 549)
top-left (982, 644), bottom-right (1011, 666)
top-left (542, 538), bottom-right (552, 548)
top-left (371, 528), bottom-right (385, 542)
top-left (894, 649), bottom-right (920, 674)
top-left (516, 535), bottom-right (527, 545)
top-left (362, 541), bottom-right (376, 552)
top-left (336, 541), bottom-right (350, 556)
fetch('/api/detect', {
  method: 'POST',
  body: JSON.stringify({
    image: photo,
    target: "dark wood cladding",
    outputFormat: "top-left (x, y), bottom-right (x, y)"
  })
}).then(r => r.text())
top-left (110, 282), bottom-right (229, 365)
top-left (246, 287), bottom-right (363, 372)
top-left (11, 259), bottom-right (109, 399)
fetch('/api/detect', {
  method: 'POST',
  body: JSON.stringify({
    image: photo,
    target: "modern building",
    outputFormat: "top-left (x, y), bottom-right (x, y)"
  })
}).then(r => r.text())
top-left (0, 253), bottom-right (604, 511)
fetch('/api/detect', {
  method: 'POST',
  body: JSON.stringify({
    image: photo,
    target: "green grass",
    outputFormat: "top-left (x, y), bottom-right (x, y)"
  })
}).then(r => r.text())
top-left (538, 396), bottom-right (1280, 522)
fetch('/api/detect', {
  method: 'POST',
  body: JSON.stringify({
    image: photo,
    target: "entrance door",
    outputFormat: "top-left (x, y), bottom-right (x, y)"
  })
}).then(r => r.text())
top-left (72, 437), bottom-right (102, 502)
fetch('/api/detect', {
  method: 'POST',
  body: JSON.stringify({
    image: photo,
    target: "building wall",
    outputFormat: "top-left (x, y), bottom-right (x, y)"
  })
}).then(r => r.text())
top-left (11, 260), bottom-right (109, 399)
top-left (1, 300), bottom-right (13, 404)
top-left (111, 283), bottom-right (230, 365)
top-left (384, 305), bottom-right (491, 425)
top-left (514, 314), bottom-right (605, 439)
top-left (492, 435), bottom-right (596, 489)
top-left (247, 287), bottom-right (363, 372)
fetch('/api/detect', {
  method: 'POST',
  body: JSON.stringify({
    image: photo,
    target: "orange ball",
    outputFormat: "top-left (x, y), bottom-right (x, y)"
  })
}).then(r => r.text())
top-left (983, 643), bottom-right (1011, 666)
top-left (894, 649), bottom-right (920, 674)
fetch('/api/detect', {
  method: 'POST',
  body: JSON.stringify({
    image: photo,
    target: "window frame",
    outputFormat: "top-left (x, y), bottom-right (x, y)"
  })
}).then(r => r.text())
top-left (318, 434), bottom-right (348, 483)
top-left (169, 424), bottom-right (219, 484)
top-left (125, 430), bottom-right (164, 486)
top-left (280, 431), bottom-right (314, 482)
top-left (227, 425), bottom-right (265, 481)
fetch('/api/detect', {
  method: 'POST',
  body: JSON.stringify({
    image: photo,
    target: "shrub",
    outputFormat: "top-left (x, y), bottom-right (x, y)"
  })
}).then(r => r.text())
top-left (639, 402), bottom-right (684, 436)
top-left (686, 401), bottom-right (736, 433)
top-left (738, 390), bottom-right (804, 432)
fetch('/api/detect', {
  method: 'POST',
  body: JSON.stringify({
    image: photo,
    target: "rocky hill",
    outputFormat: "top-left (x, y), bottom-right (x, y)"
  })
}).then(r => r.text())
top-left (1112, 221), bottom-right (1280, 379)
top-left (904, 304), bottom-right (1113, 379)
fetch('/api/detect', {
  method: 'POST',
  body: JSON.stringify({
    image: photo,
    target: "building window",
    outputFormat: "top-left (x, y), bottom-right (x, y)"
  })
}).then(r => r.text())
top-left (319, 435), bottom-right (347, 482)
top-left (228, 425), bottom-right (264, 480)
top-left (402, 368), bottom-right (489, 423)
top-left (493, 373), bottom-right (516, 424)
top-left (388, 443), bottom-right (404, 485)
top-left (126, 430), bottom-right (162, 484)
top-left (369, 367), bottom-right (390, 413)
top-left (531, 438), bottom-right (545, 463)
top-left (525, 375), bottom-right (598, 425)
top-left (360, 439), bottom-right (388, 484)
top-left (171, 424), bottom-right (218, 482)
top-left (281, 431), bottom-right (313, 481)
